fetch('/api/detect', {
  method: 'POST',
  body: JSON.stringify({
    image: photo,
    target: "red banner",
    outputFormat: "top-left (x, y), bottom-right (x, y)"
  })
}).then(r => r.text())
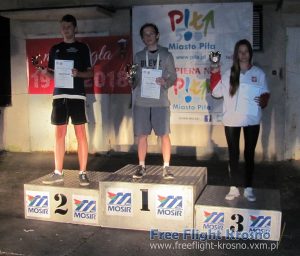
top-left (26, 36), bottom-right (132, 94)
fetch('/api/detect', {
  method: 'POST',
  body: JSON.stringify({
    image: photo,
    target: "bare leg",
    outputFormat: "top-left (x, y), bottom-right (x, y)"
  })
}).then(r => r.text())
top-left (74, 124), bottom-right (88, 172)
top-left (138, 135), bottom-right (148, 163)
top-left (161, 134), bottom-right (171, 163)
top-left (54, 125), bottom-right (67, 173)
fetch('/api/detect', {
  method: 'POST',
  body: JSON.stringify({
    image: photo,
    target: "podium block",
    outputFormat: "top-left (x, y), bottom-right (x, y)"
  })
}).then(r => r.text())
top-left (24, 170), bottom-right (110, 226)
top-left (99, 164), bottom-right (207, 231)
top-left (194, 185), bottom-right (282, 241)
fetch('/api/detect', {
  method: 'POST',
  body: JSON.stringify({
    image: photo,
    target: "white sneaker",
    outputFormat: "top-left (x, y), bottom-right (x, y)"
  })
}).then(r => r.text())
top-left (244, 187), bottom-right (256, 202)
top-left (225, 186), bottom-right (240, 200)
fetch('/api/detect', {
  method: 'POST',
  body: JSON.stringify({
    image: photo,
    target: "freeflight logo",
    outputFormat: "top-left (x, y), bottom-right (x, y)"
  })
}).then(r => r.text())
top-left (106, 191), bottom-right (132, 216)
top-left (249, 215), bottom-right (271, 234)
top-left (156, 195), bottom-right (183, 219)
top-left (202, 211), bottom-right (224, 231)
top-left (73, 199), bottom-right (96, 221)
top-left (26, 191), bottom-right (50, 218)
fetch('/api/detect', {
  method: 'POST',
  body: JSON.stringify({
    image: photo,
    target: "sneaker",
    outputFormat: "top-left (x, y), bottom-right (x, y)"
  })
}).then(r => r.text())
top-left (162, 166), bottom-right (175, 180)
top-left (42, 172), bottom-right (64, 185)
top-left (132, 165), bottom-right (146, 179)
top-left (225, 186), bottom-right (240, 200)
top-left (79, 172), bottom-right (90, 186)
top-left (244, 187), bottom-right (256, 202)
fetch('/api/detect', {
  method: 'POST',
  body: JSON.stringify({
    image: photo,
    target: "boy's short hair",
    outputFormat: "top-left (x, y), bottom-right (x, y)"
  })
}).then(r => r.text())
top-left (61, 14), bottom-right (77, 27)
top-left (139, 23), bottom-right (159, 38)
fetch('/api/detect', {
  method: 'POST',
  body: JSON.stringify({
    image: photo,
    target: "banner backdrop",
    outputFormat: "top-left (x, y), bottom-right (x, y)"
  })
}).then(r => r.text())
top-left (26, 36), bottom-right (132, 94)
top-left (132, 3), bottom-right (252, 124)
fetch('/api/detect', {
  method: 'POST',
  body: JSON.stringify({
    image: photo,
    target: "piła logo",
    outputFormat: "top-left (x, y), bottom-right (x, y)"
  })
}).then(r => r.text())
top-left (168, 9), bottom-right (215, 41)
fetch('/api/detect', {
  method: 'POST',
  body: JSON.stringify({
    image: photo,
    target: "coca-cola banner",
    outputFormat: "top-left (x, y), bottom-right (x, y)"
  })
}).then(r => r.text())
top-left (26, 36), bottom-right (132, 94)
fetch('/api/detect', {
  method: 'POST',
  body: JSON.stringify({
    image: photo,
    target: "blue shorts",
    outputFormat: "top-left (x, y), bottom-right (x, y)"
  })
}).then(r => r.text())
top-left (133, 106), bottom-right (170, 136)
top-left (51, 98), bottom-right (87, 125)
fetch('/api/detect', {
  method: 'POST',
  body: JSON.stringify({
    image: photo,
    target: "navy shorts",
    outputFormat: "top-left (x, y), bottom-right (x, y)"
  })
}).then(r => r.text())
top-left (51, 98), bottom-right (87, 125)
top-left (133, 106), bottom-right (170, 136)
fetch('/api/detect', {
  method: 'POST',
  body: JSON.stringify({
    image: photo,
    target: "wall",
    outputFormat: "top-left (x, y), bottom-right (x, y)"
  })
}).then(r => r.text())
top-left (1, 2), bottom-right (300, 161)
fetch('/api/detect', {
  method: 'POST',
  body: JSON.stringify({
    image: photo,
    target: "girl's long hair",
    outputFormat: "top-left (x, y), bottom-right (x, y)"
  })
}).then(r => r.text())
top-left (229, 39), bottom-right (253, 96)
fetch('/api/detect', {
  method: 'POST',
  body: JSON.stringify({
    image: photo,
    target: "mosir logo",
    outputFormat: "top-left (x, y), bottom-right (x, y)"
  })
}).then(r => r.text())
top-left (249, 215), bottom-right (271, 235)
top-left (156, 194), bottom-right (184, 219)
top-left (202, 211), bottom-right (224, 232)
top-left (72, 195), bottom-right (97, 224)
top-left (26, 191), bottom-right (50, 218)
top-left (106, 189), bottom-right (132, 216)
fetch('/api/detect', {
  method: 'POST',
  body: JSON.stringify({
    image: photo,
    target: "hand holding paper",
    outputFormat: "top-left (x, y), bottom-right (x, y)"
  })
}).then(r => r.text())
top-left (236, 83), bottom-right (262, 116)
top-left (141, 68), bottom-right (162, 99)
top-left (254, 93), bottom-right (270, 109)
top-left (54, 59), bottom-right (74, 89)
top-left (155, 77), bottom-right (166, 86)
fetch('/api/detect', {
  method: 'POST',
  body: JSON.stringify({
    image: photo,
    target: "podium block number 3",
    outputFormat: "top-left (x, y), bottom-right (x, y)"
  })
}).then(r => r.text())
top-left (230, 214), bottom-right (244, 232)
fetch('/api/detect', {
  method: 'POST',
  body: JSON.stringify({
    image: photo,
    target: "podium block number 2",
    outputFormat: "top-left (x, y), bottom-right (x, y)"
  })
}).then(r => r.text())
top-left (54, 193), bottom-right (68, 215)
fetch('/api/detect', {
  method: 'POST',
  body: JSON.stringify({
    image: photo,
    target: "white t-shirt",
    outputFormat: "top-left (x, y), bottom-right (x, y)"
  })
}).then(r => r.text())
top-left (212, 66), bottom-right (269, 126)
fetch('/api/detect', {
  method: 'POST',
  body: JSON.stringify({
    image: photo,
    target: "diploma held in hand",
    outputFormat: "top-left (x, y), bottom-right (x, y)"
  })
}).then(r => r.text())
top-left (54, 60), bottom-right (74, 89)
top-left (141, 68), bottom-right (162, 99)
top-left (236, 83), bottom-right (261, 116)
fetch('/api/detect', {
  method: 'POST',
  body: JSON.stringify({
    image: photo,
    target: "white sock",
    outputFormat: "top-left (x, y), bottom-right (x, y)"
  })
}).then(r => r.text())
top-left (139, 161), bottom-right (145, 167)
top-left (163, 162), bottom-right (169, 168)
top-left (79, 170), bottom-right (86, 174)
top-left (54, 170), bottom-right (63, 175)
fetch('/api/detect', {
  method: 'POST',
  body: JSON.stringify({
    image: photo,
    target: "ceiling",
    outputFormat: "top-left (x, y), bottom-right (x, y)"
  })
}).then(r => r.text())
top-left (0, 0), bottom-right (298, 21)
top-left (0, 6), bottom-right (113, 21)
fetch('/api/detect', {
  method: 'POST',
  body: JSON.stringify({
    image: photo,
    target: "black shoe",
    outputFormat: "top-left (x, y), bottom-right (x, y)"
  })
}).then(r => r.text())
top-left (133, 165), bottom-right (146, 179)
top-left (163, 166), bottom-right (174, 180)
top-left (79, 172), bottom-right (90, 186)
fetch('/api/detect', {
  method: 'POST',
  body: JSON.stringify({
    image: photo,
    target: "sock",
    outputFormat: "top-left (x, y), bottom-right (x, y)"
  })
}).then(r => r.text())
top-left (79, 170), bottom-right (86, 174)
top-left (163, 162), bottom-right (169, 168)
top-left (139, 161), bottom-right (145, 167)
top-left (54, 170), bottom-right (63, 175)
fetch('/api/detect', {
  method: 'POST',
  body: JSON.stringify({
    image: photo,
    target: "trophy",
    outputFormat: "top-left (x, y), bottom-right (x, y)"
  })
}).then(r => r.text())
top-left (126, 63), bottom-right (138, 84)
top-left (31, 54), bottom-right (46, 70)
top-left (117, 38), bottom-right (127, 59)
top-left (209, 51), bottom-right (221, 68)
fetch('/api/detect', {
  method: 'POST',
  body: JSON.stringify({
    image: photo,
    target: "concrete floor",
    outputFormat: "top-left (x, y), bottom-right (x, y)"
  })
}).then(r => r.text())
top-left (0, 151), bottom-right (299, 256)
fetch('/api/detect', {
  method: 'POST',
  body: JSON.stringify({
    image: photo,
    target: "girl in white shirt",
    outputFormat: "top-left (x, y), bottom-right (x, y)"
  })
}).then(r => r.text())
top-left (210, 39), bottom-right (270, 202)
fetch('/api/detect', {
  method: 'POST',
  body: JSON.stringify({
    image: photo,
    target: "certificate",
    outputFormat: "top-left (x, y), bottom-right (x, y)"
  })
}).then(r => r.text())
top-left (54, 59), bottom-right (74, 89)
top-left (236, 83), bottom-right (261, 116)
top-left (141, 68), bottom-right (162, 99)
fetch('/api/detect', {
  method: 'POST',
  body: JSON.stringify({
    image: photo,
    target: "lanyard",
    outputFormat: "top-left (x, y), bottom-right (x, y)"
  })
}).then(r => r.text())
top-left (146, 51), bottom-right (160, 70)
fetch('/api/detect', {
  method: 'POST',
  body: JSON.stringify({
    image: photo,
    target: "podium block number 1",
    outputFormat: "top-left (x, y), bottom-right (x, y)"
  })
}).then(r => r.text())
top-left (140, 189), bottom-right (150, 211)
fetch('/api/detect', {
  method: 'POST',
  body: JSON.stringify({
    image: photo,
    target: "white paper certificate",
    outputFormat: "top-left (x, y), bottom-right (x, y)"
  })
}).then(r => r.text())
top-left (54, 60), bottom-right (74, 89)
top-left (236, 83), bottom-right (261, 116)
top-left (141, 68), bottom-right (162, 99)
